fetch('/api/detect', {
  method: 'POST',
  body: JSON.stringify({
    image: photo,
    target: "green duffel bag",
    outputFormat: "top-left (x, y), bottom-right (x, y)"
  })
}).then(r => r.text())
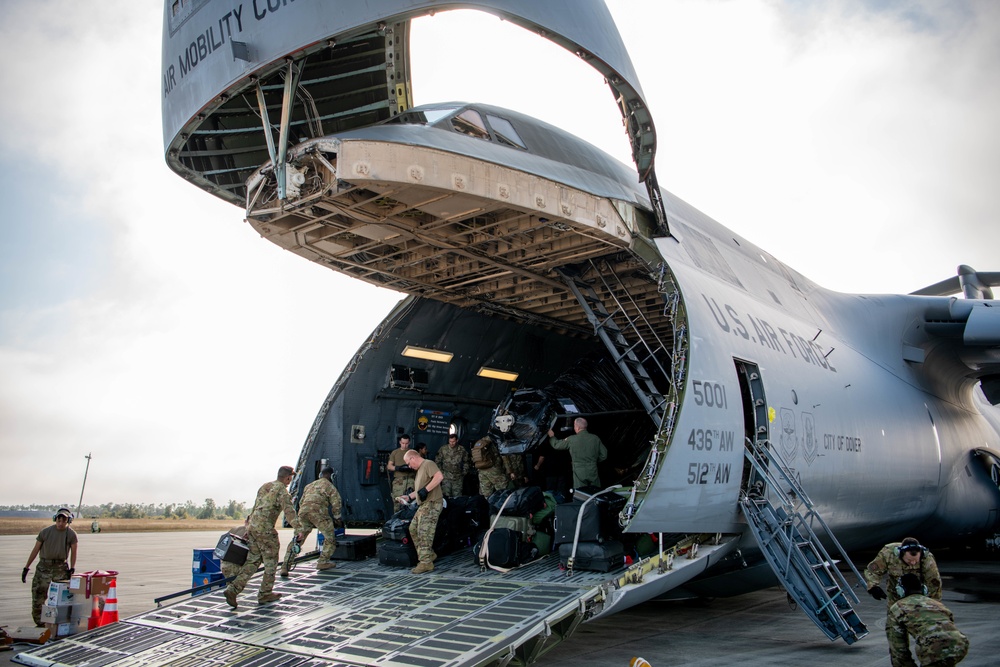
top-left (531, 530), bottom-right (553, 555)
top-left (531, 491), bottom-right (558, 526)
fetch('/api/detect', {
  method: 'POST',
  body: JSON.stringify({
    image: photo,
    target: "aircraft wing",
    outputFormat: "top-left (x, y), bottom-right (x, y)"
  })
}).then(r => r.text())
top-left (914, 297), bottom-right (1000, 404)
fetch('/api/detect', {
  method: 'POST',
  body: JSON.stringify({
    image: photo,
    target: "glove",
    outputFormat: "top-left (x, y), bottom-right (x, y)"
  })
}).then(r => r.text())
top-left (417, 487), bottom-right (428, 501)
top-left (396, 464), bottom-right (411, 472)
top-left (868, 585), bottom-right (887, 601)
top-left (22, 567), bottom-right (29, 583)
top-left (67, 567), bottom-right (74, 577)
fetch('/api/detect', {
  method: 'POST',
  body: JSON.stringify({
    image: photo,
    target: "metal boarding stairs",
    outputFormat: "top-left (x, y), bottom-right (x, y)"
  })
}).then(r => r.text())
top-left (741, 438), bottom-right (869, 644)
top-left (557, 260), bottom-right (686, 526)
top-left (556, 261), bottom-right (671, 426)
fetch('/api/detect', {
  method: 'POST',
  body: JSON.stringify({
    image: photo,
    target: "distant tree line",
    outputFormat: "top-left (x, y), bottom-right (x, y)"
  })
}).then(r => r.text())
top-left (1, 500), bottom-right (248, 520)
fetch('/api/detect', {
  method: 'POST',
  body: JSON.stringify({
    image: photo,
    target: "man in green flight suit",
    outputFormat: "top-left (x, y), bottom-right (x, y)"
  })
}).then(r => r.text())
top-left (547, 417), bottom-right (607, 490)
top-left (225, 465), bottom-right (302, 608)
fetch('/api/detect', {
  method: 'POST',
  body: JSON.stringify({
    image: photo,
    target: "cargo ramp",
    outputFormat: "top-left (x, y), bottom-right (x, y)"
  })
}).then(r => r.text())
top-left (14, 534), bottom-right (738, 667)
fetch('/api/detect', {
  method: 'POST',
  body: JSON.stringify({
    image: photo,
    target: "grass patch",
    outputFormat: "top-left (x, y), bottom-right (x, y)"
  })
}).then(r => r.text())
top-left (0, 517), bottom-right (245, 536)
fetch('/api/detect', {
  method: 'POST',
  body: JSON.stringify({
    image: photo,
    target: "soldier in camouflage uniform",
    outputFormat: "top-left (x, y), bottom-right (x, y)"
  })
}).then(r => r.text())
top-left (501, 452), bottom-right (529, 490)
top-left (225, 466), bottom-right (301, 608)
top-left (473, 435), bottom-right (508, 497)
top-left (435, 433), bottom-right (470, 497)
top-left (281, 466), bottom-right (342, 575)
top-left (387, 434), bottom-right (416, 513)
top-left (866, 537), bottom-right (943, 609)
top-left (220, 524), bottom-right (248, 580)
top-left (22, 508), bottom-right (78, 627)
top-left (396, 449), bottom-right (444, 574)
top-left (888, 573), bottom-right (968, 666)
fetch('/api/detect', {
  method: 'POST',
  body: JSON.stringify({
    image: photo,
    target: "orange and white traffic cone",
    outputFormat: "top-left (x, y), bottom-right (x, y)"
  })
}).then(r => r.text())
top-left (99, 579), bottom-right (119, 626)
top-left (87, 594), bottom-right (102, 630)
top-left (630, 658), bottom-right (652, 667)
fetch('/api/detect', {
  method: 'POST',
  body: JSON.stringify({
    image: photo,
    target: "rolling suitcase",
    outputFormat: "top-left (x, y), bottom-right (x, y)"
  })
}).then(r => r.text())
top-left (558, 540), bottom-right (625, 573)
top-left (378, 539), bottom-right (418, 567)
top-left (447, 495), bottom-right (490, 538)
top-left (553, 500), bottom-right (602, 545)
top-left (473, 528), bottom-right (522, 569)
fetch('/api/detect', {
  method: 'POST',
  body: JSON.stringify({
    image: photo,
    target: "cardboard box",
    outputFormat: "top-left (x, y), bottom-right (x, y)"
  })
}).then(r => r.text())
top-left (41, 602), bottom-right (89, 624)
top-left (70, 570), bottom-right (118, 599)
top-left (45, 620), bottom-right (80, 638)
top-left (41, 604), bottom-right (70, 624)
top-left (46, 581), bottom-right (74, 606)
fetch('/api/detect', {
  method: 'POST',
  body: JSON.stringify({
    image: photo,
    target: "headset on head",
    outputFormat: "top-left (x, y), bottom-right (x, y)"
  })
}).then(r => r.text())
top-left (896, 576), bottom-right (928, 598)
top-left (894, 542), bottom-right (927, 558)
top-left (53, 508), bottom-right (73, 523)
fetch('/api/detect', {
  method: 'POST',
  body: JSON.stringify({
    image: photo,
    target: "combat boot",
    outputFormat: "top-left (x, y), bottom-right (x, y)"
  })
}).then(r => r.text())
top-left (224, 587), bottom-right (238, 609)
top-left (411, 562), bottom-right (434, 574)
top-left (316, 562), bottom-right (336, 571)
top-left (258, 592), bottom-right (282, 604)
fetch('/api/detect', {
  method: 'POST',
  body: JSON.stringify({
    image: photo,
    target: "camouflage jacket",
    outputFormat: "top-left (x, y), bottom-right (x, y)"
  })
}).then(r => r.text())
top-left (501, 453), bottom-right (526, 480)
top-left (435, 443), bottom-right (470, 478)
top-left (299, 477), bottom-right (342, 520)
top-left (864, 543), bottom-right (942, 607)
top-left (248, 480), bottom-right (300, 535)
top-left (888, 595), bottom-right (967, 667)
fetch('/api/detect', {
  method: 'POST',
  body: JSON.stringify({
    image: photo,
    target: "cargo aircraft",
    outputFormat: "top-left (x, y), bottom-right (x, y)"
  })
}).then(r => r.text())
top-left (17, 1), bottom-right (1000, 666)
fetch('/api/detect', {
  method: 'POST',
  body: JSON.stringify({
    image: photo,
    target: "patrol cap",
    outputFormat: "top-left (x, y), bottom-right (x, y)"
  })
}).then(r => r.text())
top-left (278, 465), bottom-right (296, 478)
top-left (320, 466), bottom-right (334, 477)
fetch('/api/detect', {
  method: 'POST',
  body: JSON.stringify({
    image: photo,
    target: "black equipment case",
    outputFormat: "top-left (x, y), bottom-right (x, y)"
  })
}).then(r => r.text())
top-left (558, 540), bottom-right (625, 572)
top-left (332, 533), bottom-right (377, 561)
top-left (214, 532), bottom-right (249, 565)
top-left (378, 539), bottom-right (418, 567)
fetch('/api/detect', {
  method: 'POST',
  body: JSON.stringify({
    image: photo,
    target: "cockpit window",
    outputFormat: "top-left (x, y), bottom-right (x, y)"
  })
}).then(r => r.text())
top-left (486, 114), bottom-right (526, 150)
top-left (389, 106), bottom-right (459, 125)
top-left (451, 110), bottom-right (490, 140)
top-left (421, 108), bottom-right (457, 124)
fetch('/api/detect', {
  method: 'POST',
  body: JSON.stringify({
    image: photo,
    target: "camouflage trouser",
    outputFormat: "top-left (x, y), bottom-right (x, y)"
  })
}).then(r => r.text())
top-left (391, 475), bottom-right (415, 513)
top-left (410, 500), bottom-right (443, 564)
top-left (221, 561), bottom-right (240, 580)
top-left (228, 527), bottom-right (279, 600)
top-left (917, 631), bottom-right (969, 667)
top-left (31, 560), bottom-right (69, 625)
top-left (440, 474), bottom-right (463, 498)
top-left (293, 509), bottom-right (338, 564)
top-left (478, 467), bottom-right (507, 498)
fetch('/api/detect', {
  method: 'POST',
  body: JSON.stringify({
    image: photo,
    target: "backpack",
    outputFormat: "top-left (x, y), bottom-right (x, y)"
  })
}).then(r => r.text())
top-left (471, 437), bottom-right (497, 470)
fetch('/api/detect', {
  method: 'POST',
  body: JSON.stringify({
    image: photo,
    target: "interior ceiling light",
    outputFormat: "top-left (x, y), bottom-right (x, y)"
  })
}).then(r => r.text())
top-left (401, 345), bottom-right (453, 363)
top-left (477, 366), bottom-right (519, 382)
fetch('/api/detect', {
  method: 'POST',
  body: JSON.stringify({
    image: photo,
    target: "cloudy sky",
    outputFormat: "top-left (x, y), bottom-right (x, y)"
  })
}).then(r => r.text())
top-left (1, 1), bottom-right (997, 508)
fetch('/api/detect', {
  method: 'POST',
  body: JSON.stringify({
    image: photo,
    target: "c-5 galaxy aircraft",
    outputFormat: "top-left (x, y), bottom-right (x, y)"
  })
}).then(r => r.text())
top-left (16, 1), bottom-right (999, 666)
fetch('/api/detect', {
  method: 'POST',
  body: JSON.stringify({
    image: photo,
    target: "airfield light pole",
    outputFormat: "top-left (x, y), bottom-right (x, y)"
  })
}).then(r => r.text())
top-left (76, 453), bottom-right (92, 520)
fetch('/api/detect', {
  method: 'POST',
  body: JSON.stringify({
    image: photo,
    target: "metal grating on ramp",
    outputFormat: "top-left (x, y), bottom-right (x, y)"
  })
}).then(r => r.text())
top-left (15, 552), bottom-right (611, 667)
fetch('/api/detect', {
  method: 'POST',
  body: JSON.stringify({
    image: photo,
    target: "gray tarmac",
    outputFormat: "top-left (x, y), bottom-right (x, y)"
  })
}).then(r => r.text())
top-left (1, 531), bottom-right (997, 666)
